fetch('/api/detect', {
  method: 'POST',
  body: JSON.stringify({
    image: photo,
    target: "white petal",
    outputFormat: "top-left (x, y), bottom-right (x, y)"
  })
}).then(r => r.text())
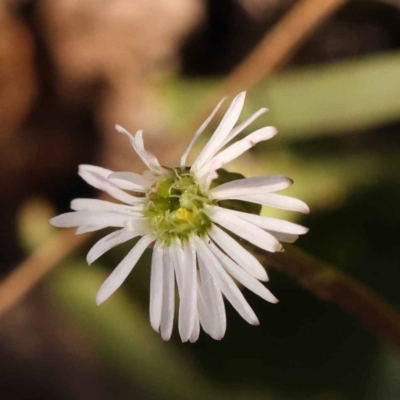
top-left (87, 229), bottom-right (141, 265)
top-left (160, 247), bottom-right (175, 341)
top-left (180, 97), bottom-right (227, 168)
top-left (221, 107), bottom-right (269, 146)
top-left (170, 239), bottom-right (197, 342)
top-left (107, 179), bottom-right (140, 192)
top-left (207, 224), bottom-right (268, 281)
top-left (79, 165), bottom-right (138, 191)
top-left (210, 175), bottom-right (292, 199)
top-left (134, 131), bottom-right (170, 173)
top-left (197, 289), bottom-right (214, 339)
top-left (197, 258), bottom-right (226, 339)
top-left (50, 211), bottom-right (131, 228)
top-left (150, 240), bottom-right (164, 332)
top-left (117, 126), bottom-right (165, 173)
top-left (192, 92), bottom-right (246, 170)
top-left (208, 240), bottom-right (278, 304)
top-left (219, 208), bottom-right (308, 234)
top-left (75, 225), bottom-right (105, 235)
top-left (79, 164), bottom-right (112, 179)
top-left (71, 198), bottom-right (142, 215)
top-left (210, 126), bottom-right (277, 166)
top-left (192, 235), bottom-right (259, 326)
top-left (78, 166), bottom-right (144, 205)
top-left (170, 242), bottom-right (183, 291)
top-left (124, 218), bottom-right (149, 232)
top-left (96, 234), bottom-right (154, 305)
top-left (109, 171), bottom-right (150, 190)
top-left (227, 193), bottom-right (310, 213)
top-left (115, 124), bottom-right (142, 156)
top-left (189, 313), bottom-right (200, 343)
top-left (196, 158), bottom-right (223, 188)
top-left (197, 287), bottom-right (210, 335)
top-left (115, 124), bottom-right (135, 143)
top-left (179, 239), bottom-right (197, 342)
top-left (205, 206), bottom-right (282, 253)
top-left (268, 231), bottom-right (299, 243)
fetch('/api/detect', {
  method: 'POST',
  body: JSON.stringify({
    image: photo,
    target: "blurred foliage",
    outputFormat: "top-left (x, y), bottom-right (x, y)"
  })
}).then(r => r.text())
top-left (258, 51), bottom-right (400, 139)
top-left (50, 260), bottom-right (229, 400)
top-left (162, 50), bottom-right (400, 140)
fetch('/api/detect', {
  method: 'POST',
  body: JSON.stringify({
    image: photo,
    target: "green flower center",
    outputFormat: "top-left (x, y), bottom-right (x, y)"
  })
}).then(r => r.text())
top-left (144, 169), bottom-right (215, 242)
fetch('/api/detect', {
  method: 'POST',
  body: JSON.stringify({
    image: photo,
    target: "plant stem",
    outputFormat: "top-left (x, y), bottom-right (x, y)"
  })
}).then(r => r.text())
top-left (256, 245), bottom-right (400, 349)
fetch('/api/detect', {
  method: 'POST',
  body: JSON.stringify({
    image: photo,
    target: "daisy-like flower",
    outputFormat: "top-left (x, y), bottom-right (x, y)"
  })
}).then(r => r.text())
top-left (50, 92), bottom-right (309, 342)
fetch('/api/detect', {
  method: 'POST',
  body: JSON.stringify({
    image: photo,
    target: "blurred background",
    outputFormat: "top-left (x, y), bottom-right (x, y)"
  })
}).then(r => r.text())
top-left (1, 0), bottom-right (400, 399)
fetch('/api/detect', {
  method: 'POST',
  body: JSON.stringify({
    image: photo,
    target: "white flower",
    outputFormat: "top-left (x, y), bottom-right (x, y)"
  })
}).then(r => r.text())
top-left (50, 91), bottom-right (309, 342)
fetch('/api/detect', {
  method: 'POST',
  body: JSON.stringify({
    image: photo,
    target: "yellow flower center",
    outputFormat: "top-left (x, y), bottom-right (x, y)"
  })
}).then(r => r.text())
top-left (144, 169), bottom-right (214, 242)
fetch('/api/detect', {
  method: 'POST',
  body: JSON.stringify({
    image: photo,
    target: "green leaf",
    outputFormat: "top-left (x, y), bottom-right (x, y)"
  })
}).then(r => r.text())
top-left (249, 50), bottom-right (400, 139)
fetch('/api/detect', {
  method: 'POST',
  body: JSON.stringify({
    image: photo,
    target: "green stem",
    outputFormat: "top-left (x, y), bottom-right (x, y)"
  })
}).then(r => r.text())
top-left (256, 245), bottom-right (400, 349)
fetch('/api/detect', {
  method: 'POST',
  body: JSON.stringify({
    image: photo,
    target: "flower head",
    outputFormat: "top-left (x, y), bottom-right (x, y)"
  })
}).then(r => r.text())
top-left (50, 92), bottom-right (309, 342)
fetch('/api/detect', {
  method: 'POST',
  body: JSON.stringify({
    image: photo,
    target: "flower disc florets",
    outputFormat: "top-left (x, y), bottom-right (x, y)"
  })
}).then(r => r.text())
top-left (144, 168), bottom-right (214, 242)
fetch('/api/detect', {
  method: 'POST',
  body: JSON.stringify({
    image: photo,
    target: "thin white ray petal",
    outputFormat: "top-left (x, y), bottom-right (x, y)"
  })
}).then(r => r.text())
top-left (218, 207), bottom-right (309, 234)
top-left (133, 130), bottom-right (166, 172)
top-left (207, 224), bottom-right (268, 281)
top-left (79, 164), bottom-right (138, 191)
top-left (208, 240), bottom-right (278, 304)
top-left (268, 231), bottom-right (299, 243)
top-left (150, 240), bottom-right (164, 332)
top-left (108, 174), bottom-right (147, 192)
top-left (178, 239), bottom-right (197, 342)
top-left (75, 225), bottom-right (105, 235)
top-left (96, 234), bottom-right (154, 305)
top-left (50, 211), bottom-right (132, 228)
top-left (197, 258), bottom-right (226, 339)
top-left (205, 206), bottom-right (282, 253)
top-left (169, 243), bottom-right (183, 335)
top-left (196, 158), bottom-right (223, 188)
top-left (227, 193), bottom-right (310, 214)
top-left (197, 285), bottom-right (211, 336)
top-left (109, 171), bottom-right (151, 190)
top-left (124, 218), bottom-right (149, 232)
top-left (180, 97), bottom-right (227, 169)
top-left (87, 229), bottom-right (141, 265)
top-left (115, 124), bottom-right (136, 147)
top-left (79, 164), bottom-right (112, 178)
top-left (107, 179), bottom-right (140, 192)
top-left (170, 239), bottom-right (197, 342)
top-left (71, 198), bottom-right (142, 215)
top-left (205, 168), bottom-right (222, 190)
top-left (160, 247), bottom-right (175, 341)
top-left (192, 235), bottom-right (259, 325)
top-left (210, 175), bottom-right (292, 199)
top-left (170, 241), bottom-right (183, 292)
top-left (78, 167), bottom-right (144, 205)
top-left (221, 107), bottom-right (269, 146)
top-left (115, 126), bottom-right (168, 174)
top-left (189, 313), bottom-right (200, 343)
top-left (192, 92), bottom-right (246, 171)
top-left (210, 126), bottom-right (278, 166)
